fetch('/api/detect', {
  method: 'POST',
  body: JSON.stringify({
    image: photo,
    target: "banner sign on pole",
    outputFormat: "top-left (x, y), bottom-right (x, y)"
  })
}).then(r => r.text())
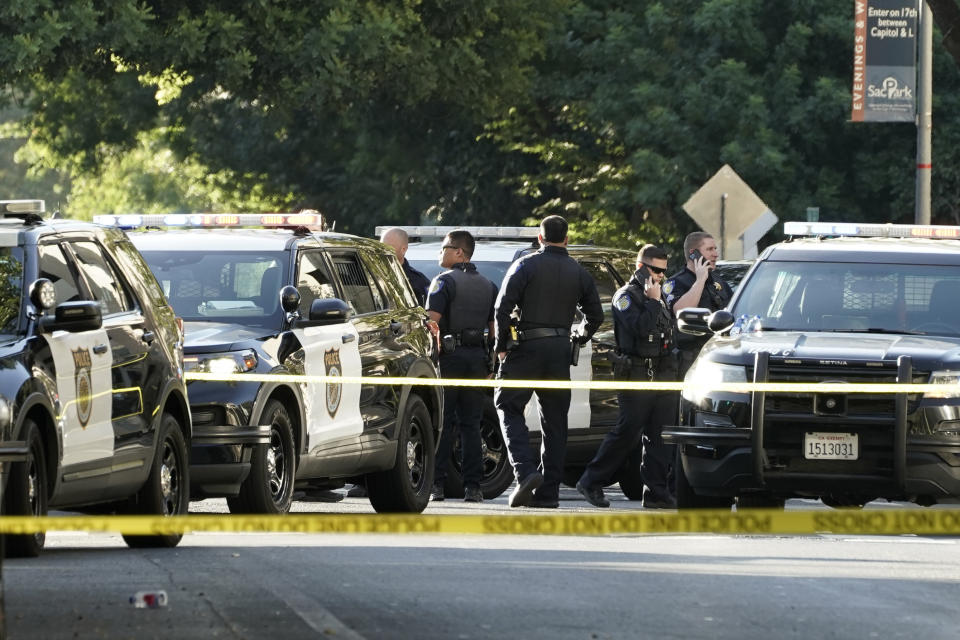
top-left (851, 0), bottom-right (918, 122)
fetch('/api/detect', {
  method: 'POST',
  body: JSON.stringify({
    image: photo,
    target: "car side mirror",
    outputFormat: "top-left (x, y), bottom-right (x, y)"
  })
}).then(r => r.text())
top-left (677, 307), bottom-right (711, 336)
top-left (708, 309), bottom-right (735, 334)
top-left (29, 278), bottom-right (56, 311)
top-left (306, 298), bottom-right (352, 326)
top-left (280, 285), bottom-right (300, 314)
top-left (39, 301), bottom-right (103, 333)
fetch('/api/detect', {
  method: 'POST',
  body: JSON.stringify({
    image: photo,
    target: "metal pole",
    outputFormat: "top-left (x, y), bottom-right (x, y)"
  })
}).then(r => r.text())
top-left (916, 0), bottom-right (933, 225)
top-left (719, 193), bottom-right (727, 259)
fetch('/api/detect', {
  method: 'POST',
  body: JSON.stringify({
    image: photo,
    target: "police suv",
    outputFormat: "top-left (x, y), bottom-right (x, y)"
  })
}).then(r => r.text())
top-left (103, 213), bottom-right (443, 515)
top-left (665, 221), bottom-right (960, 509)
top-left (0, 200), bottom-right (191, 556)
top-left (398, 226), bottom-right (638, 499)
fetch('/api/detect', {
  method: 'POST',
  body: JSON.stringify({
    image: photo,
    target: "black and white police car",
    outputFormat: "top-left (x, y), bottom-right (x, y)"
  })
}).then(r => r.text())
top-left (0, 200), bottom-right (191, 556)
top-left (100, 212), bottom-right (443, 515)
top-left (397, 226), bottom-right (639, 499)
top-left (666, 221), bottom-right (960, 509)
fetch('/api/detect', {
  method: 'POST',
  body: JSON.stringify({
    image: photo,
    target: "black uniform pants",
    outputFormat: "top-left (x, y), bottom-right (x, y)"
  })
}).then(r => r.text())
top-left (579, 370), bottom-right (678, 499)
top-left (435, 347), bottom-right (488, 488)
top-left (494, 336), bottom-right (571, 501)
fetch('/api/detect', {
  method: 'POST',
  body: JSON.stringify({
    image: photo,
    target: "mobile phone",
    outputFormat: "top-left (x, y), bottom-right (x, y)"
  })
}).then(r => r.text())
top-left (637, 264), bottom-right (651, 280)
top-left (688, 249), bottom-right (704, 262)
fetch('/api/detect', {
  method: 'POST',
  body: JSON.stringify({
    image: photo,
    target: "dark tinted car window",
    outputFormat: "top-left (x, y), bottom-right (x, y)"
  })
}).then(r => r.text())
top-left (579, 261), bottom-right (621, 304)
top-left (331, 252), bottom-right (384, 315)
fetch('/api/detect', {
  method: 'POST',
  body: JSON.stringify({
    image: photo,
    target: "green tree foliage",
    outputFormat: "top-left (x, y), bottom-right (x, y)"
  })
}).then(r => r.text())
top-left (487, 0), bottom-right (960, 253)
top-left (0, 0), bottom-right (564, 228)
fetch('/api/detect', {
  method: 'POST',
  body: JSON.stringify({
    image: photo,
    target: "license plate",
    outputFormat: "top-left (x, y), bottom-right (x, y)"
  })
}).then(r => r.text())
top-left (804, 432), bottom-right (858, 460)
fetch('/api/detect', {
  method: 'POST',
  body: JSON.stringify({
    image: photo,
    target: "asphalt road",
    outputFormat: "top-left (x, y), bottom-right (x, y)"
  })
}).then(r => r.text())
top-left (4, 487), bottom-right (960, 639)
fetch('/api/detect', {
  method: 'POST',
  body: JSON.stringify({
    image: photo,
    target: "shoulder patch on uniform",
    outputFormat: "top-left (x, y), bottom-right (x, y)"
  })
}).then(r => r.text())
top-left (662, 281), bottom-right (674, 295)
top-left (429, 278), bottom-right (444, 294)
top-left (613, 293), bottom-right (631, 311)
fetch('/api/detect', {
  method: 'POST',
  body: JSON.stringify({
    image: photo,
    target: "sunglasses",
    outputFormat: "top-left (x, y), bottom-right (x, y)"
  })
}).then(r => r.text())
top-left (642, 263), bottom-right (666, 275)
top-left (441, 245), bottom-right (461, 252)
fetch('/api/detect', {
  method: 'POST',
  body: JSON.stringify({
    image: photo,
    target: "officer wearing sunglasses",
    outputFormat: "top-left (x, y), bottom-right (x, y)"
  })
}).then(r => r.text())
top-left (576, 244), bottom-right (678, 509)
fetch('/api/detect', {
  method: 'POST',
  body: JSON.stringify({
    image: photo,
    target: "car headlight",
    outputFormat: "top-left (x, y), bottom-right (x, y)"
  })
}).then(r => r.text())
top-left (926, 370), bottom-right (960, 399)
top-left (683, 360), bottom-right (748, 403)
top-left (184, 350), bottom-right (258, 375)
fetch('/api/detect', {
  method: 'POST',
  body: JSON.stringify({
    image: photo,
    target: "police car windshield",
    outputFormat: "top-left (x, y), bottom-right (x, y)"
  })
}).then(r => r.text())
top-left (409, 260), bottom-right (512, 288)
top-left (732, 261), bottom-right (960, 336)
top-left (0, 248), bottom-right (22, 337)
top-left (139, 250), bottom-right (287, 329)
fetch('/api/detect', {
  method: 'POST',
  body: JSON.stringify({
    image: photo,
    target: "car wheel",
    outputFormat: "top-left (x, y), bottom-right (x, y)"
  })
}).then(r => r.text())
top-left (5, 419), bottom-right (48, 558)
top-left (736, 494), bottom-right (786, 509)
top-left (123, 413), bottom-right (189, 548)
top-left (443, 402), bottom-right (513, 500)
top-left (367, 394), bottom-right (434, 513)
top-left (821, 494), bottom-right (868, 509)
top-left (675, 447), bottom-right (732, 510)
top-left (228, 400), bottom-right (295, 515)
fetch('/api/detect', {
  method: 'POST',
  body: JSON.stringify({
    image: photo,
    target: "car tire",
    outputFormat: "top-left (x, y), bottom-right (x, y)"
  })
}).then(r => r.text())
top-left (5, 419), bottom-right (48, 558)
top-left (443, 402), bottom-right (513, 500)
top-left (736, 494), bottom-right (786, 510)
top-left (228, 400), bottom-right (295, 515)
top-left (122, 413), bottom-right (189, 548)
top-left (675, 447), bottom-right (732, 510)
top-left (367, 394), bottom-right (434, 513)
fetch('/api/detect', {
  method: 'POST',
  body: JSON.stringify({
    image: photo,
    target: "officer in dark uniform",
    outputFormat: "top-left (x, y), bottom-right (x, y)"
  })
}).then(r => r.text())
top-left (381, 227), bottom-right (430, 305)
top-left (664, 231), bottom-right (733, 377)
top-left (576, 245), bottom-right (678, 509)
top-left (427, 230), bottom-right (498, 503)
top-left (494, 215), bottom-right (603, 508)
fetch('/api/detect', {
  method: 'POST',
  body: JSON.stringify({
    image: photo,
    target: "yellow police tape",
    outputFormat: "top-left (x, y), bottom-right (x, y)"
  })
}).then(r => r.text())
top-left (3, 510), bottom-right (960, 537)
top-left (185, 372), bottom-right (960, 395)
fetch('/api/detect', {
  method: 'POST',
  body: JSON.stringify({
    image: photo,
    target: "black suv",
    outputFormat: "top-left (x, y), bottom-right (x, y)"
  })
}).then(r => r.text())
top-left (111, 213), bottom-right (442, 515)
top-left (0, 200), bottom-right (191, 556)
top-left (399, 227), bottom-right (639, 499)
top-left (665, 221), bottom-right (960, 509)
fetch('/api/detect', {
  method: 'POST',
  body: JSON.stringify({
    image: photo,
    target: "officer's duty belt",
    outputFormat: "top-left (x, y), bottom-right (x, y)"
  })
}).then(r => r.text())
top-left (454, 329), bottom-right (486, 347)
top-left (518, 327), bottom-right (570, 341)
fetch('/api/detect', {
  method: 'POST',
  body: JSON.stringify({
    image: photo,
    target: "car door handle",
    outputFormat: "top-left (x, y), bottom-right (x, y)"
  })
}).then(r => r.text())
top-left (342, 334), bottom-right (356, 344)
top-left (141, 331), bottom-right (155, 344)
top-left (389, 321), bottom-right (403, 336)
top-left (93, 344), bottom-right (108, 355)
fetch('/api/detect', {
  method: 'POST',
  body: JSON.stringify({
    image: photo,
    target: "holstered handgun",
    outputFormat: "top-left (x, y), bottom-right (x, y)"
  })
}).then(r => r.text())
top-left (570, 339), bottom-right (581, 366)
top-left (606, 350), bottom-right (633, 380)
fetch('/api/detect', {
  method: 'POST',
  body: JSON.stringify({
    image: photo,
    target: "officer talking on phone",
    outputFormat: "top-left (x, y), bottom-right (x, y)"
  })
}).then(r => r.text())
top-left (664, 231), bottom-right (733, 377)
top-left (494, 215), bottom-right (603, 509)
top-left (576, 244), bottom-right (678, 509)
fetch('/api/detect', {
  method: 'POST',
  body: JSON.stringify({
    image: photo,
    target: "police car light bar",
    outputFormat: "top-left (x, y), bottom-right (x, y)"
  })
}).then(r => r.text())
top-left (784, 220), bottom-right (960, 240)
top-left (375, 225), bottom-right (540, 240)
top-left (0, 200), bottom-right (45, 214)
top-left (94, 212), bottom-right (323, 230)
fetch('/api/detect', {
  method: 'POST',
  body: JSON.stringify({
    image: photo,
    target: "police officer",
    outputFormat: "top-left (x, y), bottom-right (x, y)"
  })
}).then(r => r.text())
top-left (494, 215), bottom-right (603, 508)
top-left (427, 230), bottom-right (498, 503)
top-left (664, 231), bottom-right (733, 377)
top-left (381, 227), bottom-right (431, 306)
top-left (576, 245), bottom-right (678, 509)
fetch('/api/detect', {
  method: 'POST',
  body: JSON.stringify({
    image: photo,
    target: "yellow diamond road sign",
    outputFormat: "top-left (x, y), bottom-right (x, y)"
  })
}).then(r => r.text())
top-left (682, 165), bottom-right (777, 260)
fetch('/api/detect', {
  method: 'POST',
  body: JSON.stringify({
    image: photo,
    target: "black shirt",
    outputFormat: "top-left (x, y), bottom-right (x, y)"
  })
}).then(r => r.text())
top-left (403, 258), bottom-right (430, 307)
top-left (494, 245), bottom-right (603, 352)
